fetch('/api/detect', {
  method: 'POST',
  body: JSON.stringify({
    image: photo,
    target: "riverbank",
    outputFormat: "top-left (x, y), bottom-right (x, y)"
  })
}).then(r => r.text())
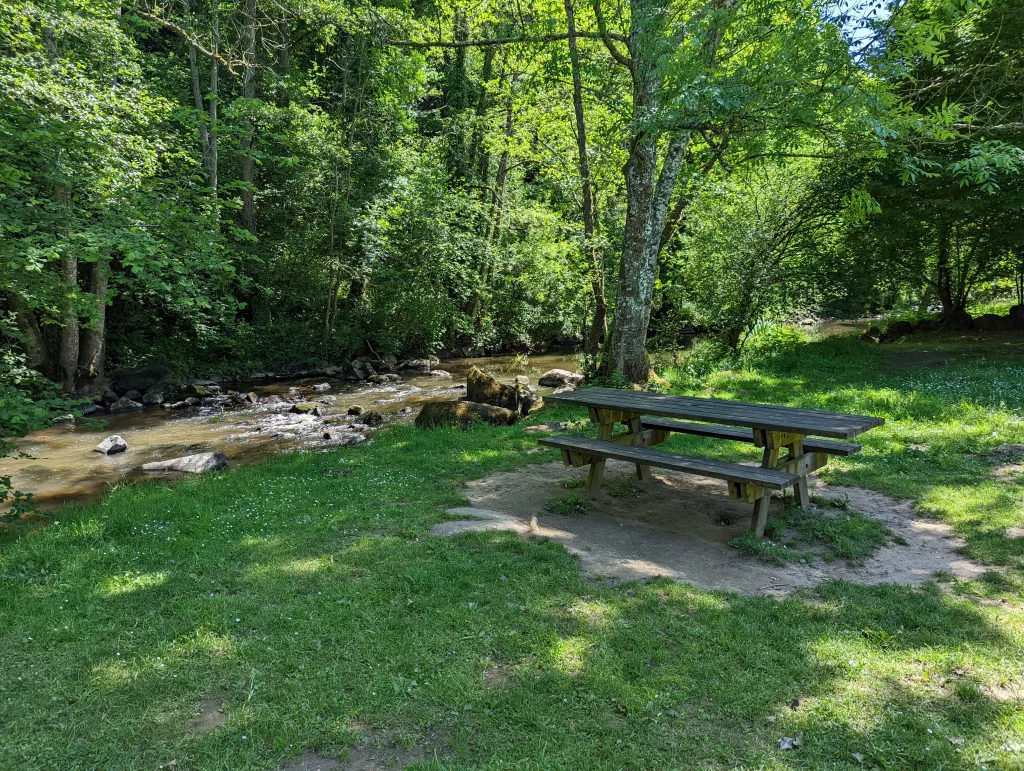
top-left (1, 353), bottom-right (578, 511)
top-left (2, 333), bottom-right (1024, 768)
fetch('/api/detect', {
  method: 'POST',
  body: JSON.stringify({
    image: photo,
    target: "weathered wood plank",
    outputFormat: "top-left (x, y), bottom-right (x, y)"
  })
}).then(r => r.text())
top-left (584, 420), bottom-right (615, 497)
top-left (775, 449), bottom-right (828, 478)
top-left (627, 416), bottom-right (652, 481)
top-left (549, 388), bottom-right (884, 438)
top-left (538, 436), bottom-right (799, 490)
top-left (728, 481), bottom-right (767, 503)
top-left (639, 418), bottom-right (862, 456)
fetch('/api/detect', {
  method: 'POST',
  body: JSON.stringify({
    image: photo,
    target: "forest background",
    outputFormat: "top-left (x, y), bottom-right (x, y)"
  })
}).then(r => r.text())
top-left (1, 0), bottom-right (1022, 426)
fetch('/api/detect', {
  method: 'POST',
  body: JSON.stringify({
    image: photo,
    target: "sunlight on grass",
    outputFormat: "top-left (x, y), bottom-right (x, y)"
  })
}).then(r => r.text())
top-left (548, 635), bottom-right (591, 676)
top-left (568, 599), bottom-right (619, 629)
top-left (4, 337), bottom-right (1024, 768)
top-left (99, 571), bottom-right (169, 596)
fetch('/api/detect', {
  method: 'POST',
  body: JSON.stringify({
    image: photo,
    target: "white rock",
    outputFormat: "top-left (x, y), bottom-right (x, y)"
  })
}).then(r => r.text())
top-left (141, 452), bottom-right (228, 474)
top-left (94, 435), bottom-right (128, 455)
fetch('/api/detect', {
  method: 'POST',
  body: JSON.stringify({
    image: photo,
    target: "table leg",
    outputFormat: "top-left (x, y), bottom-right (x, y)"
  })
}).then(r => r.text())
top-left (750, 445), bottom-right (779, 537)
top-left (626, 416), bottom-right (652, 482)
top-left (585, 419), bottom-right (614, 498)
top-left (786, 439), bottom-right (811, 509)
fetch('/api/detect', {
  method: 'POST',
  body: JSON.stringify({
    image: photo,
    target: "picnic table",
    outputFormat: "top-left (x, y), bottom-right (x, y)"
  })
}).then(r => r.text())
top-left (539, 387), bottom-right (884, 537)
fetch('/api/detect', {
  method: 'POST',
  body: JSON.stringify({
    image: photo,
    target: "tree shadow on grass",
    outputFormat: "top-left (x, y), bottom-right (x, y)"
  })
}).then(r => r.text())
top-left (1, 414), bottom-right (1021, 769)
top-left (4, 514), bottom-right (1017, 769)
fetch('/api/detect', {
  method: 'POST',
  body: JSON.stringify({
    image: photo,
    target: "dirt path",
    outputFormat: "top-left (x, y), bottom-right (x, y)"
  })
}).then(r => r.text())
top-left (434, 461), bottom-right (986, 595)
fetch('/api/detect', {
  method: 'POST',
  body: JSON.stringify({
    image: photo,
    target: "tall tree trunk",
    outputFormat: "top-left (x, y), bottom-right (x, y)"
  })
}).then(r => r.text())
top-left (7, 294), bottom-right (51, 374)
top-left (486, 97), bottom-right (514, 241)
top-left (600, 0), bottom-right (735, 381)
top-left (470, 45), bottom-right (496, 191)
top-left (208, 0), bottom-right (220, 194)
top-left (324, 166), bottom-right (342, 340)
top-left (240, 0), bottom-right (257, 234)
top-left (564, 0), bottom-right (606, 370)
top-left (78, 258), bottom-right (109, 384)
top-left (188, 40), bottom-right (212, 182)
top-left (275, 18), bottom-right (291, 108)
top-left (935, 222), bottom-right (955, 314)
top-left (58, 250), bottom-right (79, 392)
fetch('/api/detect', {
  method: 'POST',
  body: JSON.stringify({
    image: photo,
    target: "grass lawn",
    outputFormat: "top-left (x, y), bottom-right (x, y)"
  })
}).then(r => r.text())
top-left (2, 334), bottom-right (1024, 769)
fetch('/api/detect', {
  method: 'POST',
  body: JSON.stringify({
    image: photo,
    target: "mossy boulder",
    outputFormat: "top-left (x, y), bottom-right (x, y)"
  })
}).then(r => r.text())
top-left (884, 319), bottom-right (915, 339)
top-left (466, 365), bottom-right (541, 416)
top-left (974, 313), bottom-right (1015, 332)
top-left (860, 326), bottom-right (883, 344)
top-left (415, 400), bottom-right (518, 429)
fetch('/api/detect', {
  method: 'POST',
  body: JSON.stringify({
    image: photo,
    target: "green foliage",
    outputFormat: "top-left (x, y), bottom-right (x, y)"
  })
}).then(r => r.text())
top-left (0, 322), bottom-right (83, 517)
top-left (543, 490), bottom-right (594, 516)
top-left (662, 338), bottom-right (735, 386)
top-left (3, 333), bottom-right (1024, 767)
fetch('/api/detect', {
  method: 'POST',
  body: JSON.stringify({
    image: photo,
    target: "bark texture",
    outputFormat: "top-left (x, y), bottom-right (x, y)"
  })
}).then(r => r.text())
top-left (564, 0), bottom-right (607, 369)
top-left (239, 0), bottom-right (257, 234)
top-left (78, 258), bottom-right (109, 383)
top-left (7, 294), bottom-right (50, 373)
top-left (600, 0), bottom-right (736, 381)
top-left (58, 251), bottom-right (79, 392)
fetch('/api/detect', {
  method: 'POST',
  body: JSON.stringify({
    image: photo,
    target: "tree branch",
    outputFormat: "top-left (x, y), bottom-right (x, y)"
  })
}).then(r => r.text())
top-left (133, 11), bottom-right (240, 74)
top-left (591, 0), bottom-right (633, 70)
top-left (383, 30), bottom-right (626, 49)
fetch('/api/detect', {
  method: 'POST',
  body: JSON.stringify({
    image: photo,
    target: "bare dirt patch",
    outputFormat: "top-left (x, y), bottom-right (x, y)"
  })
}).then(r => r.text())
top-left (434, 461), bottom-right (985, 595)
top-left (991, 464), bottom-right (1022, 482)
top-left (279, 752), bottom-right (341, 771)
top-left (189, 697), bottom-right (228, 734)
top-left (482, 665), bottom-right (511, 687)
top-left (346, 727), bottom-right (448, 770)
top-left (279, 726), bottom-right (448, 771)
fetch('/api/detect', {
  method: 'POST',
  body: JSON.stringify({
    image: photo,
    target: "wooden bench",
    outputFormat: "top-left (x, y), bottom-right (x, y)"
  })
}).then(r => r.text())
top-left (640, 417), bottom-right (861, 456)
top-left (539, 435), bottom-right (798, 534)
top-left (542, 388), bottom-right (883, 538)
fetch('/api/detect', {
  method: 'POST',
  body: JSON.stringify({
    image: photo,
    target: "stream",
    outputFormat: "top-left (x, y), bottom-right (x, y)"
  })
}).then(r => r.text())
top-left (3, 353), bottom-right (579, 511)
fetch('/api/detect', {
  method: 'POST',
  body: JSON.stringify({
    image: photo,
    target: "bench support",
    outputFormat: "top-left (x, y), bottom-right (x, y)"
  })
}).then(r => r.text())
top-left (580, 407), bottom-right (652, 497)
top-left (585, 418), bottom-right (615, 497)
top-left (567, 416), bottom-right (825, 532)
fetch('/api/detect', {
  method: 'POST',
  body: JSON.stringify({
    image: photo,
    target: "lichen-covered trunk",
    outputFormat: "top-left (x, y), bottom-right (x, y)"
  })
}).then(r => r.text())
top-left (58, 252), bottom-right (79, 392)
top-left (239, 0), bottom-right (257, 235)
top-left (208, 0), bottom-right (220, 194)
top-left (600, 0), bottom-right (735, 382)
top-left (564, 0), bottom-right (606, 371)
top-left (603, 125), bottom-right (689, 382)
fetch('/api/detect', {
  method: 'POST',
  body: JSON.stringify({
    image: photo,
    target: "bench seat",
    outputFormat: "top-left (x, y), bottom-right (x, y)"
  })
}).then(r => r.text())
top-left (640, 417), bottom-right (861, 456)
top-left (539, 435), bottom-right (799, 490)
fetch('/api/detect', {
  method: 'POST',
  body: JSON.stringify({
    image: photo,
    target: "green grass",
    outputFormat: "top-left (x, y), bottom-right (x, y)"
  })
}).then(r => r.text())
top-left (732, 503), bottom-right (897, 566)
top-left (2, 334), bottom-right (1024, 769)
top-left (543, 490), bottom-right (594, 516)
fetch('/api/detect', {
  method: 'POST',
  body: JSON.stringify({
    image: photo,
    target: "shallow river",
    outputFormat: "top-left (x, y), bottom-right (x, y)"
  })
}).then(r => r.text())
top-left (3, 353), bottom-right (578, 511)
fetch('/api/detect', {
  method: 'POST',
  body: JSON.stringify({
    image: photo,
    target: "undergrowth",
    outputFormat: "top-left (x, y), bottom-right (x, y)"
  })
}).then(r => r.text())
top-left (731, 500), bottom-right (901, 565)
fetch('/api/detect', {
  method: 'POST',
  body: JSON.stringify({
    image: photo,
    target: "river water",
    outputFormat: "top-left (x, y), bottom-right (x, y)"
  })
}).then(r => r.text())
top-left (2, 353), bottom-right (579, 512)
top-left (4, 320), bottom-right (872, 514)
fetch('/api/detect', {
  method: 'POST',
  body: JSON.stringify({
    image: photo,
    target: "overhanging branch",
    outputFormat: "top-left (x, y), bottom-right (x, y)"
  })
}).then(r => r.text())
top-left (383, 31), bottom-right (627, 49)
top-left (133, 11), bottom-right (240, 74)
top-left (591, 0), bottom-right (632, 70)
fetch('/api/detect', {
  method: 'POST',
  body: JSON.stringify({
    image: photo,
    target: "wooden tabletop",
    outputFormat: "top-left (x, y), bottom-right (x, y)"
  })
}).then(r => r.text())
top-left (546, 387), bottom-right (884, 439)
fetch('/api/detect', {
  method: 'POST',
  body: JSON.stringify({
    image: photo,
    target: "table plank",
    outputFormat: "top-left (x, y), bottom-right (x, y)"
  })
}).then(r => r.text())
top-left (539, 435), bottom-right (799, 489)
top-left (547, 387), bottom-right (884, 439)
